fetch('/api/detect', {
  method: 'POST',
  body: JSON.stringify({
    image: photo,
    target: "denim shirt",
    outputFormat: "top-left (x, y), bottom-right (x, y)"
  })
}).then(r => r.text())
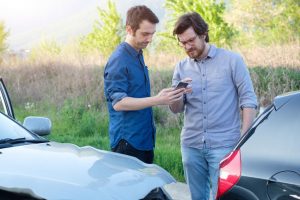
top-left (104, 42), bottom-right (155, 151)
top-left (172, 45), bottom-right (257, 149)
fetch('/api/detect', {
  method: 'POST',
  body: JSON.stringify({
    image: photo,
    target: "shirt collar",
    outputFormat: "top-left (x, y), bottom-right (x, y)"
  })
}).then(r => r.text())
top-left (194, 44), bottom-right (217, 62)
top-left (122, 42), bottom-right (142, 57)
top-left (207, 44), bottom-right (216, 58)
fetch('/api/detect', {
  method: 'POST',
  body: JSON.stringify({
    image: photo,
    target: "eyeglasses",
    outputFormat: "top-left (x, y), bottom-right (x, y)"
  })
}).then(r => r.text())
top-left (178, 35), bottom-right (198, 47)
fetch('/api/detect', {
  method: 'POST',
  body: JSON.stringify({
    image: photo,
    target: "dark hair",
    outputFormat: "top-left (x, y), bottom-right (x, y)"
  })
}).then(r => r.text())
top-left (126, 5), bottom-right (159, 33)
top-left (173, 12), bottom-right (209, 42)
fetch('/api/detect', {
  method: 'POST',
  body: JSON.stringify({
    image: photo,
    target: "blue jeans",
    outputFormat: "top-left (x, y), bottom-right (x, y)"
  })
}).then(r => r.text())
top-left (181, 144), bottom-right (234, 200)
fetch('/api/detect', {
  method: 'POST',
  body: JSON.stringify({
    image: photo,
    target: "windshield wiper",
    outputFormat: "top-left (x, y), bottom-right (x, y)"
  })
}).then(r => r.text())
top-left (0, 137), bottom-right (49, 145)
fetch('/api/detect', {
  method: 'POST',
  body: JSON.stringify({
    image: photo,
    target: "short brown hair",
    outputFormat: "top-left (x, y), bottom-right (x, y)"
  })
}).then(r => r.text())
top-left (126, 5), bottom-right (159, 33)
top-left (173, 12), bottom-right (209, 42)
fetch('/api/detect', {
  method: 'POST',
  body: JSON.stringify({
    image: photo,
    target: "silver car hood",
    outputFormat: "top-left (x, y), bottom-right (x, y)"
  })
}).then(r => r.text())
top-left (0, 142), bottom-right (175, 200)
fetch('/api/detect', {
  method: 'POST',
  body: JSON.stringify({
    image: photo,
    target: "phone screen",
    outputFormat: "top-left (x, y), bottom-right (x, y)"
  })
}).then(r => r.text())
top-left (175, 82), bottom-right (188, 90)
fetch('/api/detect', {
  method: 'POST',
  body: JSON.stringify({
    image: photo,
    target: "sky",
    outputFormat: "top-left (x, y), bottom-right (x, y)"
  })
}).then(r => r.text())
top-left (0, 0), bottom-right (165, 51)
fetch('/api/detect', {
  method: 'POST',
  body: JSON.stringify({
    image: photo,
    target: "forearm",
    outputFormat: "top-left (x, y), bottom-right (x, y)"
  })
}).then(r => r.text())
top-left (241, 108), bottom-right (257, 134)
top-left (169, 97), bottom-right (184, 113)
top-left (113, 96), bottom-right (160, 111)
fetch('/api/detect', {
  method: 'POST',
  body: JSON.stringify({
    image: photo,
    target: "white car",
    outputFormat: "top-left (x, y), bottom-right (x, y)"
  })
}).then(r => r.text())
top-left (0, 78), bottom-right (175, 200)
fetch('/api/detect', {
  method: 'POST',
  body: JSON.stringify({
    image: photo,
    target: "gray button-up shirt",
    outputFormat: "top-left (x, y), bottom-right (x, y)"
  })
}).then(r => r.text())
top-left (172, 45), bottom-right (257, 149)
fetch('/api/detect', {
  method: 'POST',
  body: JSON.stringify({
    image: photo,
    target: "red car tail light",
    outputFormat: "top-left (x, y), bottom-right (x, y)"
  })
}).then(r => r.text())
top-left (216, 150), bottom-right (241, 199)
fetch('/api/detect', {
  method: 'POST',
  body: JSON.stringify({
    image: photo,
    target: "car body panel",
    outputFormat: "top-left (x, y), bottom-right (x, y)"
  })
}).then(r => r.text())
top-left (273, 90), bottom-right (299, 110)
top-left (219, 91), bottom-right (300, 200)
top-left (0, 142), bottom-right (175, 200)
top-left (268, 171), bottom-right (300, 200)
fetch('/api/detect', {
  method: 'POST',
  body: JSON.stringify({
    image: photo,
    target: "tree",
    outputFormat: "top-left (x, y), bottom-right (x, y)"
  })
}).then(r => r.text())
top-left (227, 0), bottom-right (300, 45)
top-left (30, 39), bottom-right (62, 61)
top-left (80, 0), bottom-right (123, 57)
top-left (0, 21), bottom-right (9, 54)
top-left (156, 0), bottom-right (236, 52)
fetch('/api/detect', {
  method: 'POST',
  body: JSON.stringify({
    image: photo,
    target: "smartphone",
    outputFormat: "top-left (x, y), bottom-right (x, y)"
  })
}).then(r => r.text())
top-left (174, 81), bottom-right (189, 90)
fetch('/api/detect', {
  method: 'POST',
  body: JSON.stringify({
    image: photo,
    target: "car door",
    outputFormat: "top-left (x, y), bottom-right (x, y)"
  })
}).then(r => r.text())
top-left (265, 94), bottom-right (300, 200)
top-left (268, 171), bottom-right (300, 200)
top-left (0, 78), bottom-right (15, 118)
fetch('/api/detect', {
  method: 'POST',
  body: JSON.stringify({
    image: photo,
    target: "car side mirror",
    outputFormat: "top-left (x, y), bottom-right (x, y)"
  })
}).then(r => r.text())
top-left (23, 116), bottom-right (52, 136)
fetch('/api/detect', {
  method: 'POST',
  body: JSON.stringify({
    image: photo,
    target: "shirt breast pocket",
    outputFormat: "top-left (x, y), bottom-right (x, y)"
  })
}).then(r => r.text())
top-left (186, 85), bottom-right (202, 102)
top-left (207, 71), bottom-right (231, 92)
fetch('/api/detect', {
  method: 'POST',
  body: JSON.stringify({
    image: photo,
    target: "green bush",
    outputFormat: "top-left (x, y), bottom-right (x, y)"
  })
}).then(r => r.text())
top-left (227, 0), bottom-right (300, 45)
top-left (80, 0), bottom-right (123, 57)
top-left (157, 0), bottom-right (236, 52)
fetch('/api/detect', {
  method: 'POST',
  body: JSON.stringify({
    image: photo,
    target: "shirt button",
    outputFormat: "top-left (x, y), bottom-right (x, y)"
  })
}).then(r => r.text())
top-left (204, 102), bottom-right (206, 104)
top-left (202, 74), bottom-right (205, 77)
top-left (204, 116), bottom-right (207, 119)
top-left (203, 88), bottom-right (206, 90)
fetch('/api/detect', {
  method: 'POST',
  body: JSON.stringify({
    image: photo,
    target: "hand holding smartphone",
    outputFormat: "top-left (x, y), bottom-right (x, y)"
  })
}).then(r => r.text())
top-left (174, 81), bottom-right (189, 90)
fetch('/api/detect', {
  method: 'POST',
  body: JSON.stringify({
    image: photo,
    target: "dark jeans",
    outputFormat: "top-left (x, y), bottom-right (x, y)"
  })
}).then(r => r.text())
top-left (112, 139), bottom-right (154, 164)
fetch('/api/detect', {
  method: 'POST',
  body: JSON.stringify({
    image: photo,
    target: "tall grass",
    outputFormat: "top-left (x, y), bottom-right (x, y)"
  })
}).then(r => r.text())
top-left (251, 67), bottom-right (300, 106)
top-left (234, 42), bottom-right (300, 69)
top-left (144, 42), bottom-right (300, 70)
top-left (0, 43), bottom-right (299, 181)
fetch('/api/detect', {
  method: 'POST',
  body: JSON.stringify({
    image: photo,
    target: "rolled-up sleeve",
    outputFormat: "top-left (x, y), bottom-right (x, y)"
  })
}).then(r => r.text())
top-left (104, 59), bottom-right (128, 106)
top-left (232, 55), bottom-right (258, 109)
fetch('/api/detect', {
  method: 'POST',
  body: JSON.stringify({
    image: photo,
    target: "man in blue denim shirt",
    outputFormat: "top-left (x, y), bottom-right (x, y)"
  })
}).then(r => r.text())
top-left (170, 12), bottom-right (258, 199)
top-left (104, 5), bottom-right (184, 164)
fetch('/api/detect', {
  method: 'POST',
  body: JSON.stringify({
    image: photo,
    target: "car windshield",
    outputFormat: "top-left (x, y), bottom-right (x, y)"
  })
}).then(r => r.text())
top-left (0, 112), bottom-right (36, 141)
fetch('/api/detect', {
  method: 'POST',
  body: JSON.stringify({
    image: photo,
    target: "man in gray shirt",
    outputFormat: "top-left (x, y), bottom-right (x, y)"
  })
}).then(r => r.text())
top-left (170, 12), bottom-right (257, 200)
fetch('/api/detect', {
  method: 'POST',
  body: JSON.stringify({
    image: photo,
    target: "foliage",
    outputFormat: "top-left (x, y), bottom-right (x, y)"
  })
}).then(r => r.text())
top-left (29, 40), bottom-right (62, 61)
top-left (227, 0), bottom-right (300, 45)
top-left (80, 0), bottom-right (123, 58)
top-left (0, 21), bottom-right (9, 54)
top-left (156, 0), bottom-right (236, 52)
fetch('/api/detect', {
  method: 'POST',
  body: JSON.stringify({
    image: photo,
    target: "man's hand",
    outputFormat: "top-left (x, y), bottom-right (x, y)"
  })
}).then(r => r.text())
top-left (156, 88), bottom-right (185, 105)
top-left (181, 77), bottom-right (192, 95)
top-left (113, 77), bottom-right (193, 111)
top-left (169, 77), bottom-right (193, 113)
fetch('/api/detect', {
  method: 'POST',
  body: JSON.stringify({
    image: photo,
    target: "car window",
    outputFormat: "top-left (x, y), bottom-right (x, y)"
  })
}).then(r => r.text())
top-left (0, 79), bottom-right (14, 118)
top-left (0, 112), bottom-right (35, 140)
top-left (0, 97), bottom-right (4, 114)
top-left (242, 94), bottom-right (300, 164)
